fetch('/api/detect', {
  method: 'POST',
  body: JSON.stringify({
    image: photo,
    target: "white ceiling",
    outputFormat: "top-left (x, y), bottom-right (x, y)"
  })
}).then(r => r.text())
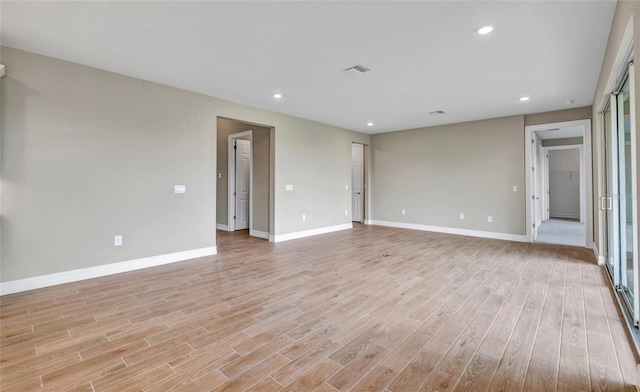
top-left (0, 1), bottom-right (616, 134)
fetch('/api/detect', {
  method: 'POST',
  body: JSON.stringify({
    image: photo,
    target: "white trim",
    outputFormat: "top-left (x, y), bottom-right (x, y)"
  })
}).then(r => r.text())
top-left (228, 130), bottom-right (253, 232)
top-left (627, 62), bottom-right (639, 323)
top-left (368, 220), bottom-right (528, 242)
top-left (364, 219), bottom-right (374, 225)
top-left (269, 223), bottom-right (353, 243)
top-left (548, 214), bottom-right (581, 220)
top-left (216, 223), bottom-right (229, 231)
top-left (0, 246), bottom-right (217, 296)
top-left (593, 243), bottom-right (605, 266)
top-left (249, 229), bottom-right (269, 239)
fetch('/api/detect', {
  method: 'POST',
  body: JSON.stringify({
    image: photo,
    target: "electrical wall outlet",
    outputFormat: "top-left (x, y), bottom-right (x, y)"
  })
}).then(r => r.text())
top-left (345, 210), bottom-right (348, 216)
top-left (459, 213), bottom-right (464, 220)
top-left (174, 185), bottom-right (186, 194)
top-left (345, 184), bottom-right (349, 190)
top-left (114, 235), bottom-right (123, 246)
top-left (302, 214), bottom-right (306, 221)
top-left (402, 209), bottom-right (406, 215)
top-left (488, 216), bottom-right (493, 223)
top-left (513, 185), bottom-right (518, 192)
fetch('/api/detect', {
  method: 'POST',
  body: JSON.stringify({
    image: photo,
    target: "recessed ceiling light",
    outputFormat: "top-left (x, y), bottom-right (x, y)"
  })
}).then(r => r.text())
top-left (367, 122), bottom-right (374, 127)
top-left (519, 96), bottom-right (530, 101)
top-left (475, 25), bottom-right (494, 35)
top-left (273, 93), bottom-right (283, 99)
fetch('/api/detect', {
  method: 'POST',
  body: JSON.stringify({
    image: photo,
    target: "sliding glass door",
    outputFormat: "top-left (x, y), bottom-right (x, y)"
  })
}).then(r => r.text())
top-left (604, 63), bottom-right (639, 324)
top-left (604, 98), bottom-right (619, 284)
top-left (618, 71), bottom-right (639, 319)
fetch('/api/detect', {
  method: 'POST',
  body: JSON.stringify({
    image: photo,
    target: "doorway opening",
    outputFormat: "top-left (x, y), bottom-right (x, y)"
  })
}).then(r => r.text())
top-left (525, 119), bottom-right (592, 247)
top-left (351, 143), bottom-right (365, 224)
top-left (216, 117), bottom-right (273, 240)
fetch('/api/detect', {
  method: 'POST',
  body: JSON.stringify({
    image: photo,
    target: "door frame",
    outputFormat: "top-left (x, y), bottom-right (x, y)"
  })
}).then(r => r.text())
top-left (543, 144), bottom-right (585, 223)
top-left (525, 119), bottom-right (593, 246)
top-left (227, 130), bottom-right (253, 232)
top-left (351, 143), bottom-right (365, 223)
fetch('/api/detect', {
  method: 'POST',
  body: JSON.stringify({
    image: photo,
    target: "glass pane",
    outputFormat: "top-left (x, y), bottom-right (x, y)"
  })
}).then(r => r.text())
top-left (618, 75), bottom-right (636, 306)
top-left (604, 102), bottom-right (616, 273)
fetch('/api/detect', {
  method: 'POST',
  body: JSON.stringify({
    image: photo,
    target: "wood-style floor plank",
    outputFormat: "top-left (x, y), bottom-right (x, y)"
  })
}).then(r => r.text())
top-left (0, 225), bottom-right (637, 391)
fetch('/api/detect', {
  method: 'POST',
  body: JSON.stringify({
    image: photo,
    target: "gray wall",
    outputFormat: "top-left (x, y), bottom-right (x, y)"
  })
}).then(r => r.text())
top-left (548, 149), bottom-right (581, 219)
top-left (216, 118), bottom-right (270, 233)
top-left (1, 47), bottom-right (218, 281)
top-left (524, 106), bottom-right (592, 126)
top-left (542, 137), bottom-right (583, 147)
top-left (370, 115), bottom-right (525, 235)
top-left (1, 47), bottom-right (370, 282)
top-left (274, 121), bottom-right (369, 234)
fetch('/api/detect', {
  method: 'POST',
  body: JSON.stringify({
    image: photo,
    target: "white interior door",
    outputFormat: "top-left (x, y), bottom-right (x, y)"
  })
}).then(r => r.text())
top-left (235, 139), bottom-right (251, 230)
top-left (351, 143), bottom-right (364, 223)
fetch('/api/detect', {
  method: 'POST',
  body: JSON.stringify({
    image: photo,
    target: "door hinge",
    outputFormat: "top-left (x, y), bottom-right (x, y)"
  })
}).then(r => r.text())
top-left (531, 139), bottom-right (535, 144)
top-left (234, 145), bottom-right (237, 150)
top-left (233, 216), bottom-right (236, 219)
top-left (233, 192), bottom-right (236, 196)
top-left (532, 223), bottom-right (536, 228)
top-left (531, 166), bottom-right (535, 172)
top-left (532, 195), bottom-right (535, 200)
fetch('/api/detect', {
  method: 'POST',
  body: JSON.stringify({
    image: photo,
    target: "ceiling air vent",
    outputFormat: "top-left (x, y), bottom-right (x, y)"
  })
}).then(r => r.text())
top-left (344, 64), bottom-right (370, 75)
top-left (429, 110), bottom-right (446, 115)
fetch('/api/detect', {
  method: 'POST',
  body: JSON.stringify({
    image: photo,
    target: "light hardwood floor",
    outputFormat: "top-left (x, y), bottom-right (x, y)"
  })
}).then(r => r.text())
top-left (1, 224), bottom-right (638, 391)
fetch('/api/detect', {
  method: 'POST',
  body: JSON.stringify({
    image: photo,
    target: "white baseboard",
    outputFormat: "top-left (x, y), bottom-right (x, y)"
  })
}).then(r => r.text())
top-left (0, 246), bottom-right (217, 296)
top-left (593, 242), bottom-right (605, 265)
top-left (364, 219), bottom-right (374, 225)
top-left (216, 223), bottom-right (229, 231)
top-left (250, 229), bottom-right (269, 239)
top-left (550, 214), bottom-right (580, 220)
top-left (368, 220), bottom-right (528, 242)
top-left (269, 223), bottom-right (353, 243)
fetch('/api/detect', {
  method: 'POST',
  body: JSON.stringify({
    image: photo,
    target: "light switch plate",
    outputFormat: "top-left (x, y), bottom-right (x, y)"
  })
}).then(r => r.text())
top-left (285, 184), bottom-right (294, 191)
top-left (513, 185), bottom-right (518, 192)
top-left (174, 185), bottom-right (186, 194)
top-left (114, 235), bottom-right (123, 246)
top-left (459, 213), bottom-right (464, 220)
top-left (488, 216), bottom-right (493, 223)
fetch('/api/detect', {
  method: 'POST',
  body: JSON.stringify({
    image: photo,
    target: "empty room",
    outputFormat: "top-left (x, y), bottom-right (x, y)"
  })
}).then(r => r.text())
top-left (2, 1), bottom-right (640, 391)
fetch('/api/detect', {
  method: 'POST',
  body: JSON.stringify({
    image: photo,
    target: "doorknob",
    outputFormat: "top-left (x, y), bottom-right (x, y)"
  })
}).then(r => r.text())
top-left (355, 192), bottom-right (361, 195)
